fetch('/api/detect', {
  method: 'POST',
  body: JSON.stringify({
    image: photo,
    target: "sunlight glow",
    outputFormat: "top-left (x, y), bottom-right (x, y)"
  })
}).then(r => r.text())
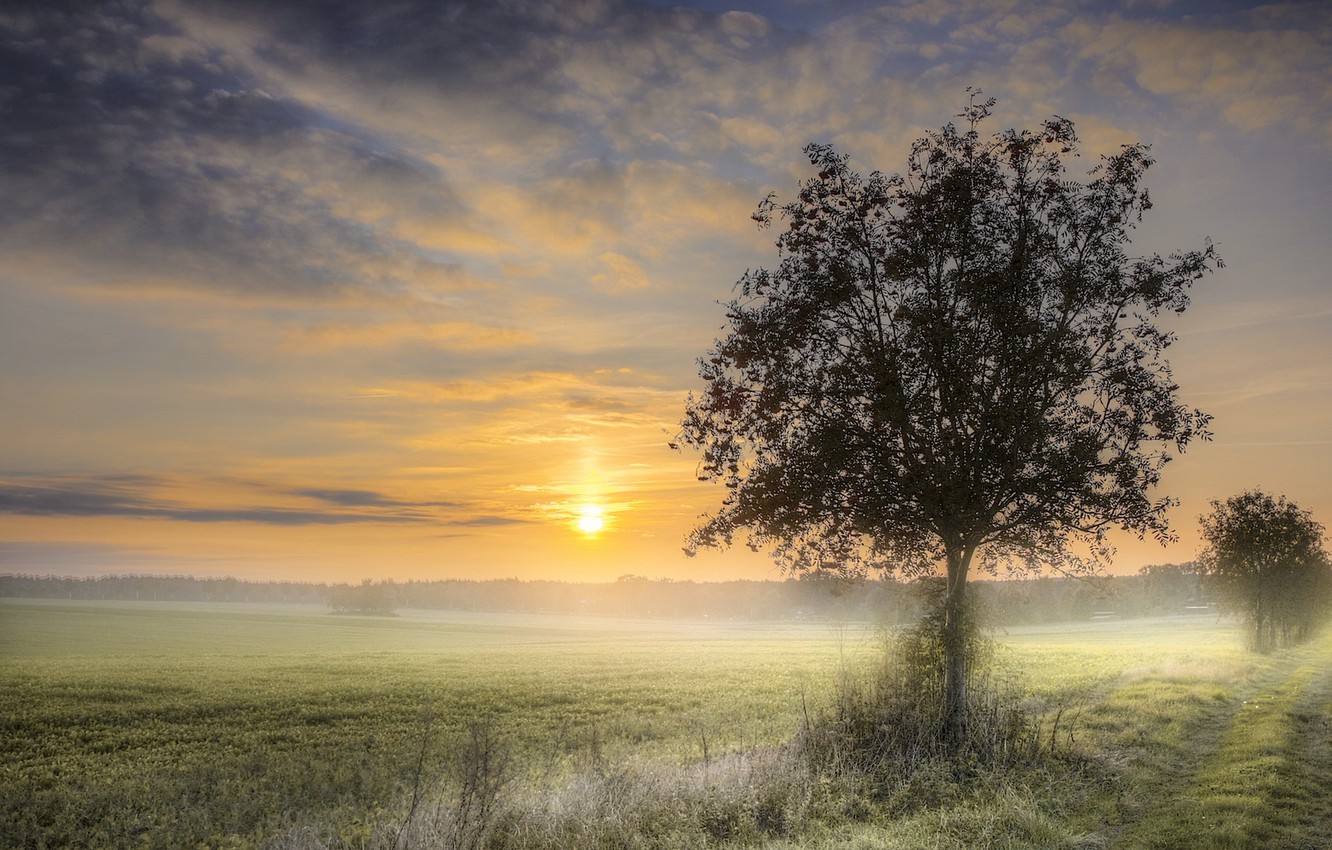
top-left (576, 507), bottom-right (605, 535)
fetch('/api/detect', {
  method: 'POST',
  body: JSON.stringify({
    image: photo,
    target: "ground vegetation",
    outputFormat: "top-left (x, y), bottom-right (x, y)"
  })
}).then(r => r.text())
top-left (5, 601), bottom-right (1331, 849)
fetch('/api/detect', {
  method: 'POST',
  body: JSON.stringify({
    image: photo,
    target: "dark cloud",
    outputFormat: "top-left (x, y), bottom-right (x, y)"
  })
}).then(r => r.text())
top-left (161, 507), bottom-right (425, 525)
top-left (186, 0), bottom-right (626, 92)
top-left (0, 484), bottom-right (143, 518)
top-left (295, 488), bottom-right (407, 507)
top-left (0, 0), bottom-right (459, 297)
top-left (0, 475), bottom-right (432, 525)
top-left (171, 0), bottom-right (793, 164)
top-left (294, 488), bottom-right (461, 509)
top-left (0, 473), bottom-right (161, 517)
top-left (447, 515), bottom-right (536, 527)
top-left (0, 0), bottom-right (791, 303)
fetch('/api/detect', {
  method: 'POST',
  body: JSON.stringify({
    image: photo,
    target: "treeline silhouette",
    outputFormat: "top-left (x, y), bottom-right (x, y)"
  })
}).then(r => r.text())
top-left (0, 565), bottom-right (1212, 625)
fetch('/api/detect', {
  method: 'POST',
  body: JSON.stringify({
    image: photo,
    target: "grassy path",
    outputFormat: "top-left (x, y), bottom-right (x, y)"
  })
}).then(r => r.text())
top-left (1277, 659), bottom-right (1332, 849)
top-left (1110, 631), bottom-right (1332, 849)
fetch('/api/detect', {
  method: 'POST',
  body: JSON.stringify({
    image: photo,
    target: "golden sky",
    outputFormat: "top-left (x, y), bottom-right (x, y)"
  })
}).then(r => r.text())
top-left (1, 0), bottom-right (1330, 582)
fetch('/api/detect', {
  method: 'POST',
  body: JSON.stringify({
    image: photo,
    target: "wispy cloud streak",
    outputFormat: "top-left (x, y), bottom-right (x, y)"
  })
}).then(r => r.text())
top-left (0, 476), bottom-right (432, 525)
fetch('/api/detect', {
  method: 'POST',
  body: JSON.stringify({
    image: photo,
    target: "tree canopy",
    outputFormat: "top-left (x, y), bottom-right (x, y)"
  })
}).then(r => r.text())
top-left (677, 94), bottom-right (1221, 735)
top-left (1197, 489), bottom-right (1331, 651)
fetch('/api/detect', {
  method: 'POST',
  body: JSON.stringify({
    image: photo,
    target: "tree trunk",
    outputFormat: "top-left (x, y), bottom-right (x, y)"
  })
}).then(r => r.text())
top-left (1252, 595), bottom-right (1265, 652)
top-left (942, 544), bottom-right (974, 748)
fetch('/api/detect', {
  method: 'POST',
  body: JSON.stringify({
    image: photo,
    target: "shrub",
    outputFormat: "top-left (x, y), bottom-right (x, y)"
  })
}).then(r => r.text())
top-left (798, 593), bottom-right (1044, 797)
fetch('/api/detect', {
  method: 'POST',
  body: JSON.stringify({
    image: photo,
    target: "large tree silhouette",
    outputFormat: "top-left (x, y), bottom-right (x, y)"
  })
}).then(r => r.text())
top-left (677, 95), bottom-right (1221, 741)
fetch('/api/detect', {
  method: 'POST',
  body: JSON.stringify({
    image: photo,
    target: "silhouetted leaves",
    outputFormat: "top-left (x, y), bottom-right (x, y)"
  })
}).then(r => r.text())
top-left (680, 94), bottom-right (1219, 578)
top-left (679, 93), bottom-right (1221, 739)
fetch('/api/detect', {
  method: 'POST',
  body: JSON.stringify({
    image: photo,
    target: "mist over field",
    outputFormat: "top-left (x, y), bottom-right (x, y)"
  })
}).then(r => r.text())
top-left (0, 568), bottom-right (1214, 626)
top-left (5, 584), bottom-right (1332, 849)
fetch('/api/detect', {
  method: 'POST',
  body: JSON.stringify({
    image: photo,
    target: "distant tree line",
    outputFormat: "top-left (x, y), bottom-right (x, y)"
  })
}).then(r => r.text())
top-left (0, 574), bottom-right (329, 604)
top-left (0, 567), bottom-right (1215, 625)
top-left (327, 578), bottom-right (397, 616)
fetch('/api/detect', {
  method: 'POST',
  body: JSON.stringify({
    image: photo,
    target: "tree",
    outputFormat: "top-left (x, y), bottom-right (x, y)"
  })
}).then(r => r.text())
top-left (676, 94), bottom-right (1221, 742)
top-left (1196, 490), bottom-right (1331, 651)
top-left (1133, 563), bottom-right (1203, 615)
top-left (329, 578), bottom-right (398, 616)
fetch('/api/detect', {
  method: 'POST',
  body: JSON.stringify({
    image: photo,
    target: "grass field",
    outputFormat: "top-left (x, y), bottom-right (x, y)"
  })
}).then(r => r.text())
top-left (2, 600), bottom-right (1330, 849)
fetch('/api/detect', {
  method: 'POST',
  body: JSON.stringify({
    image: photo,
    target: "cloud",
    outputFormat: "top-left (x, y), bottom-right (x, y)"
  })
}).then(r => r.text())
top-left (280, 320), bottom-right (535, 353)
top-left (0, 475), bottom-right (435, 525)
top-left (292, 488), bottom-right (459, 509)
top-left (0, 476), bottom-right (157, 519)
top-left (445, 515), bottom-right (538, 527)
top-left (1068, 7), bottom-right (1332, 142)
top-left (1182, 302), bottom-right (1332, 338)
top-left (11, 0), bottom-right (1324, 315)
top-left (592, 252), bottom-right (651, 292)
top-left (0, 0), bottom-right (1086, 314)
top-left (4, 0), bottom-right (1330, 581)
top-left (360, 372), bottom-right (585, 405)
top-left (0, 1), bottom-right (465, 299)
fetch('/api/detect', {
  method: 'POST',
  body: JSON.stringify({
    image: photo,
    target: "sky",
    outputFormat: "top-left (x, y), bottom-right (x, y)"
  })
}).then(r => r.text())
top-left (1, 0), bottom-right (1329, 584)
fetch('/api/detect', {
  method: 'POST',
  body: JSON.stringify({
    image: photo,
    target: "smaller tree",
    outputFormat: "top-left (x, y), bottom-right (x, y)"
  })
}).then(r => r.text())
top-left (1196, 490), bottom-right (1331, 651)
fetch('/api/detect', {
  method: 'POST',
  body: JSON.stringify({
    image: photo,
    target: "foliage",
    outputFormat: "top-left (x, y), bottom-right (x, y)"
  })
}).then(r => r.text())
top-left (677, 92), bottom-right (1220, 737)
top-left (679, 92), bottom-right (1219, 576)
top-left (1195, 489), bottom-right (1331, 651)
top-left (798, 590), bottom-right (1044, 790)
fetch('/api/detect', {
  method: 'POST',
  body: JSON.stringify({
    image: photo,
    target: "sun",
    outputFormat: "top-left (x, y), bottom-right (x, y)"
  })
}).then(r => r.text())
top-left (575, 507), bottom-right (605, 535)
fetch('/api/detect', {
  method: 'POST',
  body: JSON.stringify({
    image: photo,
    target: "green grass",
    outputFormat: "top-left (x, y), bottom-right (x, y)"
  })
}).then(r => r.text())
top-left (0, 600), bottom-right (870, 849)
top-left (1104, 636), bottom-right (1332, 850)
top-left (2, 600), bottom-right (1329, 849)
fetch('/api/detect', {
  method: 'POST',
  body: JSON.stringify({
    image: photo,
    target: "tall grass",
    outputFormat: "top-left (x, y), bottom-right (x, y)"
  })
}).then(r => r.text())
top-left (280, 607), bottom-right (1073, 850)
top-left (283, 721), bottom-right (814, 850)
top-left (799, 603), bottom-right (1046, 790)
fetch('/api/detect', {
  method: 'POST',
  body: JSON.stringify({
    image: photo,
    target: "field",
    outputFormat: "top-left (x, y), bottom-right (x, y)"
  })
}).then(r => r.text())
top-left (2, 600), bottom-right (1330, 849)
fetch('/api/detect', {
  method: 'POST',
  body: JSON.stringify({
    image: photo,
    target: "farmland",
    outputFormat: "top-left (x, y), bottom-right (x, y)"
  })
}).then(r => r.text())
top-left (2, 599), bottom-right (1330, 849)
